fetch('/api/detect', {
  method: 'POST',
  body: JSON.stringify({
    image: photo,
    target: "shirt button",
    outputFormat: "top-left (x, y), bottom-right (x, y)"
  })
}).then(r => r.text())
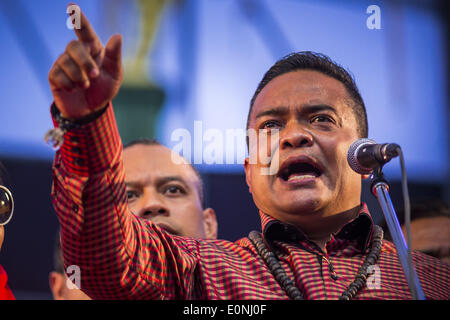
top-left (74, 159), bottom-right (84, 166)
top-left (70, 136), bottom-right (80, 143)
top-left (72, 204), bottom-right (79, 213)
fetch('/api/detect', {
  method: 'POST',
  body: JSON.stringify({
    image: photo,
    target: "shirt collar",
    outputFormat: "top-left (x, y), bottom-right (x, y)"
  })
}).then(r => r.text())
top-left (260, 203), bottom-right (374, 252)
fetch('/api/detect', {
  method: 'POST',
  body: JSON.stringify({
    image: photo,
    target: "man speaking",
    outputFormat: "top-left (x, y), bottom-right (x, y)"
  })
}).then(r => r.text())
top-left (48, 8), bottom-right (448, 299)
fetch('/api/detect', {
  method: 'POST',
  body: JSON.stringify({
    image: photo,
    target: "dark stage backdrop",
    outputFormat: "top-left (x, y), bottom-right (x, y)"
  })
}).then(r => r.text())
top-left (0, 157), bottom-right (446, 299)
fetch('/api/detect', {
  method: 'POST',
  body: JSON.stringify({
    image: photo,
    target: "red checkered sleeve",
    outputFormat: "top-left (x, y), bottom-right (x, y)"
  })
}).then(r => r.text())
top-left (51, 103), bottom-right (200, 299)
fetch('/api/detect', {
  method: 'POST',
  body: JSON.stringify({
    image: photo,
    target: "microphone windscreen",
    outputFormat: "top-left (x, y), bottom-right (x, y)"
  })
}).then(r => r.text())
top-left (347, 138), bottom-right (376, 174)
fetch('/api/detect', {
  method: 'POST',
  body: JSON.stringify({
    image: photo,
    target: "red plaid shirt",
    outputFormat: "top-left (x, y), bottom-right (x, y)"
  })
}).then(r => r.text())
top-left (51, 103), bottom-right (449, 300)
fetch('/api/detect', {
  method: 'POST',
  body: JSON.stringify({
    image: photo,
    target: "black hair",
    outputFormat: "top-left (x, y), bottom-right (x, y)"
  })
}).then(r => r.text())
top-left (123, 138), bottom-right (205, 208)
top-left (246, 51), bottom-right (368, 148)
top-left (123, 138), bottom-right (161, 149)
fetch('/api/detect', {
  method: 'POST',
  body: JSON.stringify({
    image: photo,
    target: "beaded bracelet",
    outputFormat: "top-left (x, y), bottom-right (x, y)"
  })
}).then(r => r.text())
top-left (44, 103), bottom-right (109, 149)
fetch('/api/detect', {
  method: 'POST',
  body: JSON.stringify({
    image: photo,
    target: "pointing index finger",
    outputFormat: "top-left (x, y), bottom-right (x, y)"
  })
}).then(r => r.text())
top-left (70, 7), bottom-right (103, 55)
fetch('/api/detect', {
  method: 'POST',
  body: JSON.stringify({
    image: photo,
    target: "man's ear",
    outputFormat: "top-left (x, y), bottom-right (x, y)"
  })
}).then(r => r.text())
top-left (244, 157), bottom-right (252, 193)
top-left (202, 208), bottom-right (218, 239)
top-left (49, 272), bottom-right (66, 300)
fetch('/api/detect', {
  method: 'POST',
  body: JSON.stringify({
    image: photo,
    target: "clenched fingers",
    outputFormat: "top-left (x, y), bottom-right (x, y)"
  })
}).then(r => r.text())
top-left (56, 52), bottom-right (90, 89)
top-left (48, 63), bottom-right (75, 91)
top-left (66, 40), bottom-right (99, 78)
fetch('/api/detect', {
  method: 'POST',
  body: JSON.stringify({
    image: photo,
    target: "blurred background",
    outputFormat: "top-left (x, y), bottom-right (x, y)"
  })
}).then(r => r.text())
top-left (0, 0), bottom-right (448, 299)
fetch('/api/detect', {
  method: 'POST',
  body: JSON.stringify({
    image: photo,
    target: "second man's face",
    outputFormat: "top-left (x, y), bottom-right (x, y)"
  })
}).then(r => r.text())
top-left (123, 144), bottom-right (216, 239)
top-left (245, 70), bottom-right (363, 228)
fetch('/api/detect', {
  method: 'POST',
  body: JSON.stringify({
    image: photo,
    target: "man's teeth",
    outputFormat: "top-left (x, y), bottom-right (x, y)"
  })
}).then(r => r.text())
top-left (287, 174), bottom-right (316, 181)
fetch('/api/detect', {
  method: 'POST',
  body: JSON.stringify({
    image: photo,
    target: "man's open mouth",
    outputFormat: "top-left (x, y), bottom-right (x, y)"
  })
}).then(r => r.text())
top-left (277, 156), bottom-right (323, 182)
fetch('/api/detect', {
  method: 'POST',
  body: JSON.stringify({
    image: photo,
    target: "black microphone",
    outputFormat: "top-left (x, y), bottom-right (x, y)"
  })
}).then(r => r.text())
top-left (347, 138), bottom-right (401, 174)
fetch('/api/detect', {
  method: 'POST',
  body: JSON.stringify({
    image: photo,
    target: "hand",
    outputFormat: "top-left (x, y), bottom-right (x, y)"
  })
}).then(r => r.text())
top-left (48, 7), bottom-right (123, 120)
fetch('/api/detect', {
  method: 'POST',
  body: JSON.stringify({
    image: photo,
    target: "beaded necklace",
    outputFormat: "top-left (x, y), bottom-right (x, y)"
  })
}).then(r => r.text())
top-left (248, 225), bottom-right (384, 300)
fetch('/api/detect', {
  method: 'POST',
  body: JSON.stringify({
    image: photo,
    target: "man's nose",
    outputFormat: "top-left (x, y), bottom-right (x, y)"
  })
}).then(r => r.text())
top-left (279, 121), bottom-right (313, 149)
top-left (135, 193), bottom-right (169, 219)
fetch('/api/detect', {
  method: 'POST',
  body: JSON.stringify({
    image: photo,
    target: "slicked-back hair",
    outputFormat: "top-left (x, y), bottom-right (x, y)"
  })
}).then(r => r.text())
top-left (123, 138), bottom-right (161, 149)
top-left (246, 51), bottom-right (368, 148)
top-left (123, 138), bottom-right (205, 208)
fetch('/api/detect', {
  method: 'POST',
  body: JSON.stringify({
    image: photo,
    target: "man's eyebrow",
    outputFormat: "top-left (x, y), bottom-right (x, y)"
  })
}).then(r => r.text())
top-left (300, 104), bottom-right (339, 115)
top-left (156, 176), bottom-right (189, 186)
top-left (254, 106), bottom-right (290, 120)
top-left (253, 104), bottom-right (340, 122)
top-left (124, 180), bottom-right (141, 188)
top-left (125, 176), bottom-right (189, 187)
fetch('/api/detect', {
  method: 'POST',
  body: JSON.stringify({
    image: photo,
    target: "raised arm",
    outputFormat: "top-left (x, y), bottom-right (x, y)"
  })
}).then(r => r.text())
top-left (49, 6), bottom-right (199, 299)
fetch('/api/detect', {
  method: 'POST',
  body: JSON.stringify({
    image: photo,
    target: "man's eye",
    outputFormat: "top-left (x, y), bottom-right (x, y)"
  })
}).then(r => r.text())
top-left (260, 120), bottom-right (281, 129)
top-left (311, 115), bottom-right (334, 123)
top-left (164, 185), bottom-right (185, 195)
top-left (127, 190), bottom-right (138, 200)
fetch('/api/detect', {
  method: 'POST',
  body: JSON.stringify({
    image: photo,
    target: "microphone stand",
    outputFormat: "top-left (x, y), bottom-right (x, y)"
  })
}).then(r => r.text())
top-left (370, 168), bottom-right (425, 300)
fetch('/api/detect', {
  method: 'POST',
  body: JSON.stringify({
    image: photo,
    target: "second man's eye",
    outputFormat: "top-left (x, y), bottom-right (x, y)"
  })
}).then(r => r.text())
top-left (164, 185), bottom-right (185, 195)
top-left (260, 120), bottom-right (282, 129)
top-left (127, 190), bottom-right (138, 201)
top-left (311, 115), bottom-right (334, 123)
